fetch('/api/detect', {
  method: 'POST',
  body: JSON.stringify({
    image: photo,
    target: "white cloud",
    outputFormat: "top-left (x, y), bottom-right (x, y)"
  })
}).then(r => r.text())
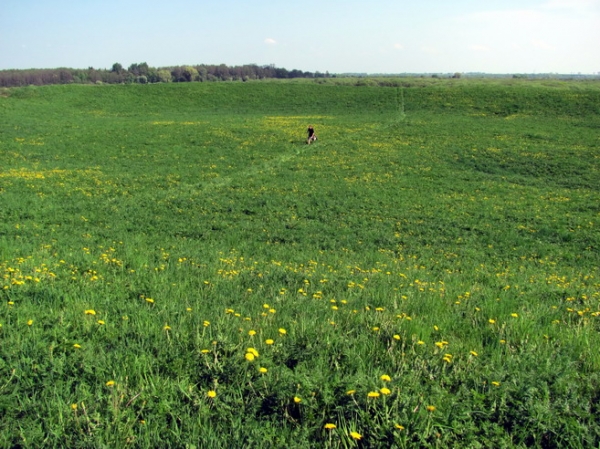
top-left (531, 38), bottom-right (553, 50)
top-left (470, 44), bottom-right (490, 52)
top-left (393, 43), bottom-right (404, 50)
top-left (264, 38), bottom-right (277, 45)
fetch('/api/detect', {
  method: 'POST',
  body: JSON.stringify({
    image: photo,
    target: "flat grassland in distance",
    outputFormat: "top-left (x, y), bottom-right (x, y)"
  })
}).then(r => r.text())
top-left (0, 79), bottom-right (599, 448)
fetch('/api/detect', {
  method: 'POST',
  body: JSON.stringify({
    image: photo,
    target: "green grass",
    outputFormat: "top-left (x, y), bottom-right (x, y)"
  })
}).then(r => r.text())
top-left (1, 79), bottom-right (599, 448)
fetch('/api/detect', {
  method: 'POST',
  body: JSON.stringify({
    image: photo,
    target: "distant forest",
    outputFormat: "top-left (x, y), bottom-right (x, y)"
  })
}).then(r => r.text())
top-left (0, 62), bottom-right (333, 87)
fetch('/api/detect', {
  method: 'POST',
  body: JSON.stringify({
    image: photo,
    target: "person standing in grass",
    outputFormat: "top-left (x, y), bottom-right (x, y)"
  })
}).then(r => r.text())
top-left (307, 125), bottom-right (317, 144)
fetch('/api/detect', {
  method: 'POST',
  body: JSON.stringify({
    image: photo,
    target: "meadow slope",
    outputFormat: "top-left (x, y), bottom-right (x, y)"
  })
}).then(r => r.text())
top-left (0, 80), bottom-right (599, 448)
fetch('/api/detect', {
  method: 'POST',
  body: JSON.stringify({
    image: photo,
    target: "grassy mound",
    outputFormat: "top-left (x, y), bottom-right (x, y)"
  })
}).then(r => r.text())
top-left (1, 80), bottom-right (599, 447)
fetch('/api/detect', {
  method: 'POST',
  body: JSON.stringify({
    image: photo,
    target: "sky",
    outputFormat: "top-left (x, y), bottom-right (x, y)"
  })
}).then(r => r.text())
top-left (1, 0), bottom-right (599, 74)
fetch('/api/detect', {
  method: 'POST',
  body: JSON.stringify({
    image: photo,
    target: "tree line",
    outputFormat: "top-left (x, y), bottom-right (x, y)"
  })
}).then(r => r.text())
top-left (0, 63), bottom-right (332, 87)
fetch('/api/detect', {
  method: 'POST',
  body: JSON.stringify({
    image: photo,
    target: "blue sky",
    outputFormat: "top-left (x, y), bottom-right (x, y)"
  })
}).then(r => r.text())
top-left (1, 0), bottom-right (598, 73)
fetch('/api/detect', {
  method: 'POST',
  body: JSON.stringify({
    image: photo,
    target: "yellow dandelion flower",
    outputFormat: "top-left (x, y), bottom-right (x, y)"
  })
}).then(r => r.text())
top-left (27, 319), bottom-right (33, 326)
top-left (380, 387), bottom-right (391, 395)
top-left (417, 340), bottom-right (425, 345)
top-left (84, 309), bottom-right (96, 315)
top-left (511, 313), bottom-right (519, 318)
top-left (106, 380), bottom-right (115, 387)
top-left (245, 352), bottom-right (255, 362)
top-left (145, 298), bottom-right (154, 304)
top-left (207, 390), bottom-right (217, 398)
top-left (395, 424), bottom-right (405, 430)
top-left (97, 320), bottom-right (105, 325)
top-left (491, 381), bottom-right (501, 387)
top-left (294, 396), bottom-right (302, 403)
top-left (488, 318), bottom-right (496, 324)
top-left (186, 307), bottom-right (192, 312)
top-left (350, 431), bottom-right (362, 440)
top-left (200, 349), bottom-right (210, 354)
top-left (380, 374), bottom-right (391, 382)
top-left (203, 321), bottom-right (210, 327)
top-left (247, 348), bottom-right (259, 357)
top-left (71, 403), bottom-right (78, 411)
top-left (259, 367), bottom-right (268, 374)
top-left (367, 391), bottom-right (380, 398)
top-left (163, 325), bottom-right (171, 331)
top-left (426, 405), bottom-right (436, 412)
top-left (470, 350), bottom-right (478, 357)
top-left (278, 328), bottom-right (287, 335)
top-left (263, 304), bottom-right (270, 309)
top-left (324, 423), bottom-right (336, 429)
top-left (346, 390), bottom-right (356, 395)
top-left (248, 330), bottom-right (256, 336)
top-left (73, 343), bottom-right (81, 349)
top-left (372, 326), bottom-right (380, 332)
top-left (265, 339), bottom-right (274, 345)
top-left (393, 334), bottom-right (401, 340)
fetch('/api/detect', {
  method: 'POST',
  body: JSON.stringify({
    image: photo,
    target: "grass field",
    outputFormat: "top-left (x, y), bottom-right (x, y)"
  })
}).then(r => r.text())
top-left (1, 79), bottom-right (599, 448)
